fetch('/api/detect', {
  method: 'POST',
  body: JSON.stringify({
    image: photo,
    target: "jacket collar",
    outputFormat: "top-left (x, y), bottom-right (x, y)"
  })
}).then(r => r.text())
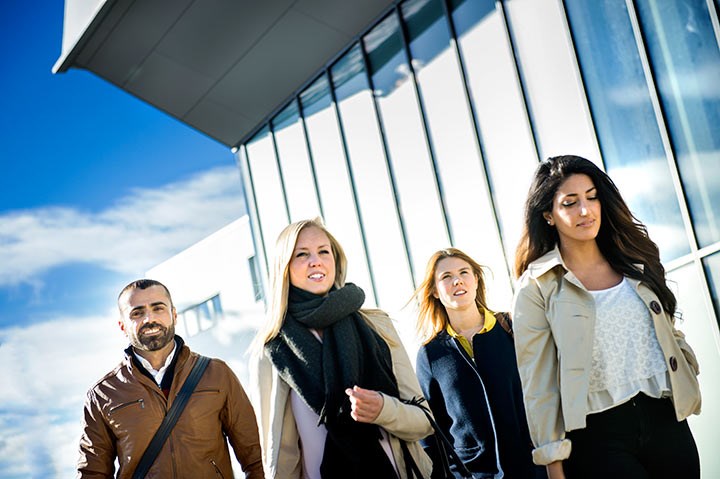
top-left (526, 245), bottom-right (645, 287)
top-left (526, 245), bottom-right (566, 279)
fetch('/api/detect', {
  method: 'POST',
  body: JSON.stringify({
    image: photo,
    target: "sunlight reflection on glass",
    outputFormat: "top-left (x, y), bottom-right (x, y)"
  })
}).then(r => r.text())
top-left (449, 0), bottom-right (539, 269)
top-left (402, 0), bottom-right (513, 307)
top-left (272, 100), bottom-right (322, 222)
top-left (331, 45), bottom-right (414, 311)
top-left (246, 127), bottom-right (290, 247)
top-left (300, 75), bottom-right (376, 305)
top-left (365, 11), bottom-right (451, 285)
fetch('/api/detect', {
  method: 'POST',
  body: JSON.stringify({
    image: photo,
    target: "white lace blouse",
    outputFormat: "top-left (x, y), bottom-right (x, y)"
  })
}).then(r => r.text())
top-left (586, 277), bottom-right (670, 414)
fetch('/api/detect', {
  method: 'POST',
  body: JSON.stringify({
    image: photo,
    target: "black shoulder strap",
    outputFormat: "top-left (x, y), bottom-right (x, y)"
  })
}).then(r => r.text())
top-left (132, 355), bottom-right (211, 479)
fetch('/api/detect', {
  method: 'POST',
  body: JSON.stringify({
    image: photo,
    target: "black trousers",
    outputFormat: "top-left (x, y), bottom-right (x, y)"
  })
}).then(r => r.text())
top-left (564, 393), bottom-right (699, 479)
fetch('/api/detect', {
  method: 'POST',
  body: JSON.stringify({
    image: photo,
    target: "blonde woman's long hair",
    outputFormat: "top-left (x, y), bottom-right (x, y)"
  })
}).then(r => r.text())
top-left (412, 248), bottom-right (491, 344)
top-left (251, 218), bottom-right (348, 352)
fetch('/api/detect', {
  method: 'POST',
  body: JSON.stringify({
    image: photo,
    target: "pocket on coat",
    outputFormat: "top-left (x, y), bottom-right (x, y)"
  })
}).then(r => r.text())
top-left (549, 299), bottom-right (592, 370)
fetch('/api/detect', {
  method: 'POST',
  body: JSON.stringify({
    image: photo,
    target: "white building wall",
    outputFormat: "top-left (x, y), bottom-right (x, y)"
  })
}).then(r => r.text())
top-left (146, 216), bottom-right (264, 385)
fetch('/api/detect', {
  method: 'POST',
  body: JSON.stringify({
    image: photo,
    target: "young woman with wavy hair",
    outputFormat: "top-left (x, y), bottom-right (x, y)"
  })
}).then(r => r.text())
top-left (513, 155), bottom-right (701, 479)
top-left (249, 218), bottom-right (432, 479)
top-left (413, 248), bottom-right (544, 479)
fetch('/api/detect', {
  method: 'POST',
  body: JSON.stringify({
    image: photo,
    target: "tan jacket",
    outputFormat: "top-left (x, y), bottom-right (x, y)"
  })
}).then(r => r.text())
top-left (77, 340), bottom-right (264, 478)
top-left (512, 247), bottom-right (701, 465)
top-left (249, 310), bottom-right (433, 479)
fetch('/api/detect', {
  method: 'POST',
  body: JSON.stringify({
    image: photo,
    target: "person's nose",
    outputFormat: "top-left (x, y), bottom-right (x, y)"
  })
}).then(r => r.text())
top-left (453, 276), bottom-right (462, 286)
top-left (579, 201), bottom-right (588, 216)
top-left (309, 253), bottom-right (321, 267)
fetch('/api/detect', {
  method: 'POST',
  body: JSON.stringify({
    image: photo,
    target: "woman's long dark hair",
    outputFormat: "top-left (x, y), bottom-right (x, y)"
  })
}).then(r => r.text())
top-left (514, 155), bottom-right (676, 315)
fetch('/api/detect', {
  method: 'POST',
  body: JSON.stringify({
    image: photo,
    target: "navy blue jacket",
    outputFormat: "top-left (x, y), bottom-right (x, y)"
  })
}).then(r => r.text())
top-left (416, 321), bottom-right (545, 479)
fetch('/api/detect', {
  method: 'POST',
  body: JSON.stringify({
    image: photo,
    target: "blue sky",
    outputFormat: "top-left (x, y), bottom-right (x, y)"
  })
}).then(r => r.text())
top-left (0, 2), bottom-right (247, 477)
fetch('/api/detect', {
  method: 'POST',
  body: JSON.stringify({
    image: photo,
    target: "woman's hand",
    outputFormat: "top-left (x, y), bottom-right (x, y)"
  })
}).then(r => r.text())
top-left (546, 461), bottom-right (566, 479)
top-left (345, 385), bottom-right (384, 423)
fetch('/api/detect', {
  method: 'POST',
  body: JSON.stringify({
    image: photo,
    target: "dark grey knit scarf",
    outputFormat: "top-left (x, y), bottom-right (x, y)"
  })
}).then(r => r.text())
top-left (265, 282), bottom-right (401, 478)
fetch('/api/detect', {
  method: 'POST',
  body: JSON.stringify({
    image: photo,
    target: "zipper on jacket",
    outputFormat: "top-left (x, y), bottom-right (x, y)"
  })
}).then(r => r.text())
top-left (451, 340), bottom-right (505, 479)
top-left (211, 459), bottom-right (225, 478)
top-left (108, 398), bottom-right (144, 415)
top-left (194, 388), bottom-right (220, 394)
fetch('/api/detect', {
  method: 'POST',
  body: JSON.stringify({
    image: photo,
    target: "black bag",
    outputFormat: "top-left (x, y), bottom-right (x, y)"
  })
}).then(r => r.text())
top-left (402, 397), bottom-right (472, 479)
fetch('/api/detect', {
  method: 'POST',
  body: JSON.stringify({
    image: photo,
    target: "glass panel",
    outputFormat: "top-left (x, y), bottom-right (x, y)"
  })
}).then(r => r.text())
top-left (238, 146), bottom-right (269, 277)
top-left (564, 0), bottom-right (690, 261)
top-left (668, 261), bottom-right (720, 476)
top-left (248, 255), bottom-right (264, 302)
top-left (502, 0), bottom-right (600, 160)
top-left (704, 252), bottom-right (720, 325)
top-left (635, 0), bottom-right (720, 247)
top-left (448, 0), bottom-right (538, 274)
top-left (245, 127), bottom-right (289, 251)
top-left (331, 45), bottom-right (414, 311)
top-left (402, 0), bottom-right (513, 307)
top-left (299, 74), bottom-right (375, 305)
top-left (364, 11), bottom-right (450, 284)
top-left (272, 101), bottom-right (322, 222)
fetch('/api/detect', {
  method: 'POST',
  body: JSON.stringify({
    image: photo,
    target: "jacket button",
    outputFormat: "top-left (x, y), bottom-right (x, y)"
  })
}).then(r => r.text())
top-left (650, 301), bottom-right (662, 314)
top-left (669, 356), bottom-right (678, 371)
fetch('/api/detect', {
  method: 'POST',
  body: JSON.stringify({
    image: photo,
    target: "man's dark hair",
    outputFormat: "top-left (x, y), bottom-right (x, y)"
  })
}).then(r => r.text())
top-left (118, 279), bottom-right (174, 311)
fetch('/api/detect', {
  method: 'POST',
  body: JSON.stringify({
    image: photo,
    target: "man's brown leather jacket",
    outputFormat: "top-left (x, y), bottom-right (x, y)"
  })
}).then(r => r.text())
top-left (77, 338), bottom-right (263, 478)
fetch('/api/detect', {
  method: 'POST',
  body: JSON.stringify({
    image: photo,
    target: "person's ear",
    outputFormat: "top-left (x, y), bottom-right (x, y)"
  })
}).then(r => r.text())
top-left (543, 212), bottom-right (554, 226)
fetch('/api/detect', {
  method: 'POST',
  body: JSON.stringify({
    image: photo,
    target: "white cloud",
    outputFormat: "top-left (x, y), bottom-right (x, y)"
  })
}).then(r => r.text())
top-left (0, 312), bottom-right (126, 478)
top-left (0, 310), bottom-right (260, 478)
top-left (0, 166), bottom-right (245, 287)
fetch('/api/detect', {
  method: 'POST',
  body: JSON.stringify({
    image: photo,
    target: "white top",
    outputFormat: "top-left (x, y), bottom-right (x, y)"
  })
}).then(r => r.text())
top-left (133, 340), bottom-right (177, 386)
top-left (289, 329), bottom-right (398, 478)
top-left (290, 390), bottom-right (327, 479)
top-left (587, 278), bottom-right (670, 413)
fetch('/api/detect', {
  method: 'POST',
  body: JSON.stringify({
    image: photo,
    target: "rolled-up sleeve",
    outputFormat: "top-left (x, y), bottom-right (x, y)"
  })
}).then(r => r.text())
top-left (512, 275), bottom-right (571, 465)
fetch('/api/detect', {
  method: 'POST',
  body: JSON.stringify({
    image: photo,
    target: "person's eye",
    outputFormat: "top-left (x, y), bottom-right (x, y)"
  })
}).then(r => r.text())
top-left (562, 201), bottom-right (576, 207)
top-left (130, 310), bottom-right (142, 318)
top-left (154, 306), bottom-right (165, 312)
top-left (319, 249), bottom-right (330, 255)
top-left (295, 251), bottom-right (308, 258)
top-left (588, 196), bottom-right (598, 201)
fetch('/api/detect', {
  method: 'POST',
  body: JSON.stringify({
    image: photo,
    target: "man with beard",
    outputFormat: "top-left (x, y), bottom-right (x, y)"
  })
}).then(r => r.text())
top-left (76, 279), bottom-right (263, 478)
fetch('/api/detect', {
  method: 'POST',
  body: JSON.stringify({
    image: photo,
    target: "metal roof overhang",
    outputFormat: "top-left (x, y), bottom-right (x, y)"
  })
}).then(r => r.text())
top-left (54, 0), bottom-right (396, 148)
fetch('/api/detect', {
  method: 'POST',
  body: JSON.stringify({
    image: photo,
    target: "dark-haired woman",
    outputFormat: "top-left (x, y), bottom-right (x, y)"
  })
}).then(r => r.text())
top-left (512, 155), bottom-right (701, 479)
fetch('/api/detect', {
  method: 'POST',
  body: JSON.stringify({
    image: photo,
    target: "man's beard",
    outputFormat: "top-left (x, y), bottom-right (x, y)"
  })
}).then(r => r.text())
top-left (133, 322), bottom-right (175, 351)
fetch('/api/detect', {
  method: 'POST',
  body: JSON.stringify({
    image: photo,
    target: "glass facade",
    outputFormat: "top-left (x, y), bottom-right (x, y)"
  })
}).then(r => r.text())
top-left (634, 0), bottom-right (720, 248)
top-left (564, 0), bottom-right (690, 261)
top-left (331, 44), bottom-right (414, 311)
top-left (235, 2), bottom-right (720, 472)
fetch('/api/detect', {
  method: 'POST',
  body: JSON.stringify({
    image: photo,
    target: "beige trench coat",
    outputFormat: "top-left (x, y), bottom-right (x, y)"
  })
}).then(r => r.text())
top-left (249, 309), bottom-right (433, 478)
top-left (512, 246), bottom-right (701, 465)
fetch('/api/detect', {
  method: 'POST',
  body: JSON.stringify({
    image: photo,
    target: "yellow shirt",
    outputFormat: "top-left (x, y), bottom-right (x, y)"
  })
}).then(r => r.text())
top-left (446, 309), bottom-right (496, 359)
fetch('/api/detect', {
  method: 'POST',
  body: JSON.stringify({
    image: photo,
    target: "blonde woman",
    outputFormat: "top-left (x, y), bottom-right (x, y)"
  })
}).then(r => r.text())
top-left (413, 248), bottom-right (543, 479)
top-left (249, 218), bottom-right (432, 479)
